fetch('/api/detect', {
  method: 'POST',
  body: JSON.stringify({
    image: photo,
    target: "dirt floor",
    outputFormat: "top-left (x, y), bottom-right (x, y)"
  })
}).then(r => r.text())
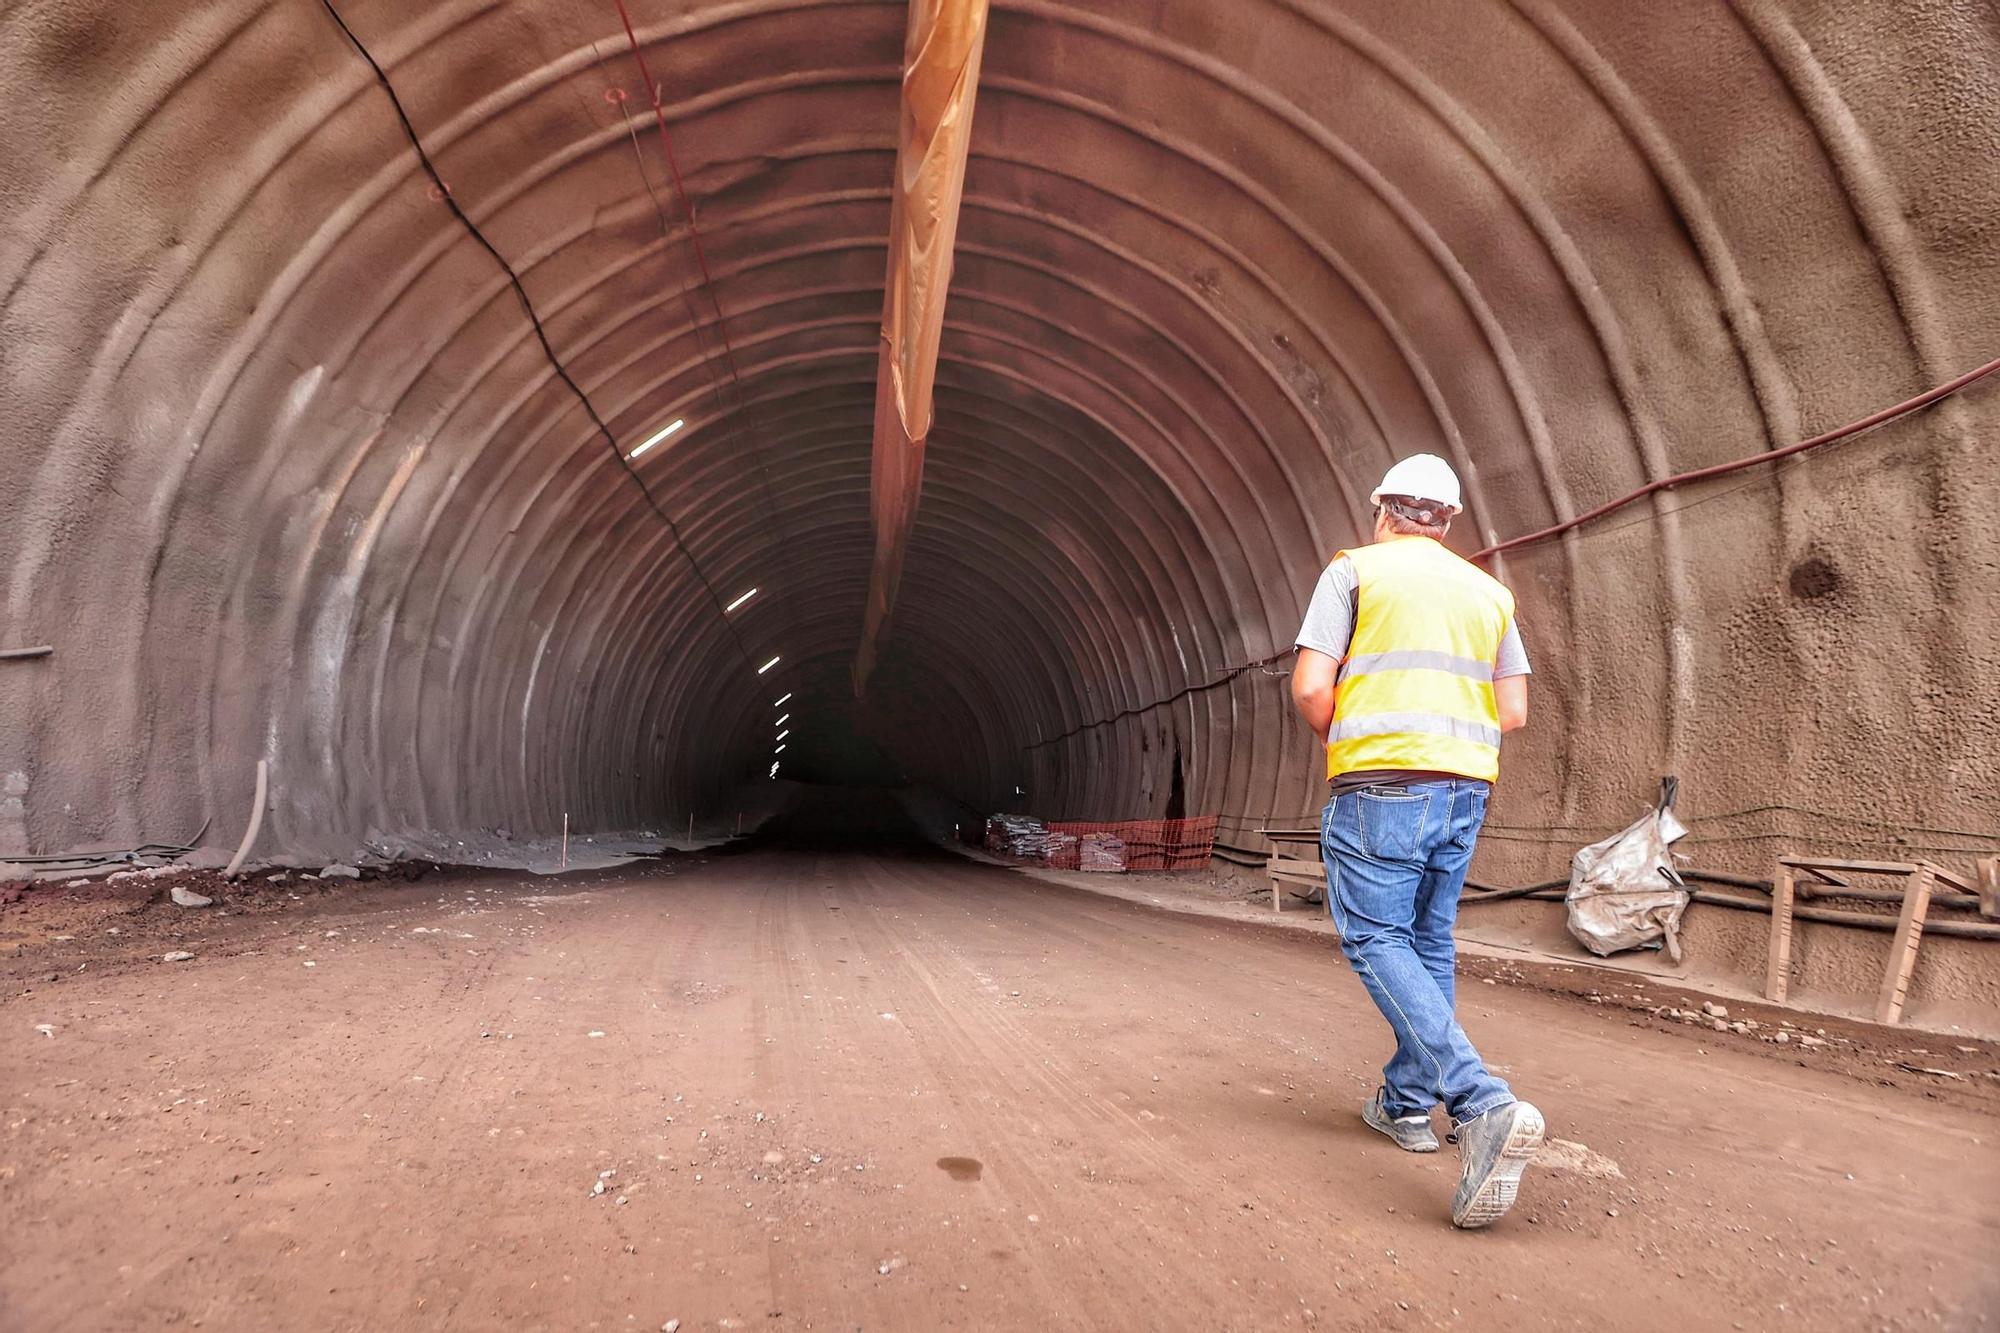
top-left (4, 799), bottom-right (1998, 1331)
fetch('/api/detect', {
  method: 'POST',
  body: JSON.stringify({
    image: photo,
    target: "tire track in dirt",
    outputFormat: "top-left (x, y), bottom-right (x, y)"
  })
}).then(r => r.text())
top-left (796, 854), bottom-right (1092, 1324)
top-left (834, 851), bottom-right (1418, 1327)
top-left (6, 837), bottom-right (1997, 1330)
top-left (719, 857), bottom-right (1071, 1327)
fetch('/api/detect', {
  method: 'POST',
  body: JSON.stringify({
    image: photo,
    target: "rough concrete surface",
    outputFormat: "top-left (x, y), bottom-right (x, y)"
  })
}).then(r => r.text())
top-left (4, 824), bottom-right (1997, 1330)
top-left (0, 1), bottom-right (1994, 887)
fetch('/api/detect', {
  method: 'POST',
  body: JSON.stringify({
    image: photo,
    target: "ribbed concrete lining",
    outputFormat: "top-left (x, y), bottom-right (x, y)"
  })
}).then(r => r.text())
top-left (1, 0), bottom-right (1995, 871)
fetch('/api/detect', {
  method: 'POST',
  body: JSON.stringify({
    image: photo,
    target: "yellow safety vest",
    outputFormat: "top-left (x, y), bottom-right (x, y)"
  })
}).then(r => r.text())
top-left (1326, 536), bottom-right (1515, 783)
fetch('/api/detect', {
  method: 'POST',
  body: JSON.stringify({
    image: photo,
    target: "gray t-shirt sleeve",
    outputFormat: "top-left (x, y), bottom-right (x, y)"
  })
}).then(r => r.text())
top-left (1295, 556), bottom-right (1358, 658)
top-left (1495, 620), bottom-right (1531, 678)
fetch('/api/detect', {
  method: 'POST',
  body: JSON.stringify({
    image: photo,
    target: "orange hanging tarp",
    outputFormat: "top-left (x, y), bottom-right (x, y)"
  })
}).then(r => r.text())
top-left (854, 0), bottom-right (989, 695)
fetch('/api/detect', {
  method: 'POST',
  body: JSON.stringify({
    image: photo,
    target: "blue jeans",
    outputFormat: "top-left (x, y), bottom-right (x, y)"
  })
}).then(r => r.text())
top-left (1321, 779), bottom-right (1514, 1125)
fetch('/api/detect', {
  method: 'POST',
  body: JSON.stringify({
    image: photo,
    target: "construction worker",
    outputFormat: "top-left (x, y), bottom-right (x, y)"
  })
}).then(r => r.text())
top-left (1290, 453), bottom-right (1544, 1230)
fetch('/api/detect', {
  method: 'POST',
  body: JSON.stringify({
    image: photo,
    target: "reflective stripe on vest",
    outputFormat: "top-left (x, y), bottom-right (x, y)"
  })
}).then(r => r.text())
top-left (1338, 650), bottom-right (1495, 684)
top-left (1325, 537), bottom-right (1514, 784)
top-left (1333, 711), bottom-right (1503, 749)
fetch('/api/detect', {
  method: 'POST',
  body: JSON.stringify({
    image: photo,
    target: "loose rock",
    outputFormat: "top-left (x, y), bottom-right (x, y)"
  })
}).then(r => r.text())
top-left (170, 886), bottom-right (213, 908)
top-left (320, 864), bottom-right (361, 879)
top-left (162, 950), bottom-right (196, 963)
top-left (1701, 1002), bottom-right (1728, 1020)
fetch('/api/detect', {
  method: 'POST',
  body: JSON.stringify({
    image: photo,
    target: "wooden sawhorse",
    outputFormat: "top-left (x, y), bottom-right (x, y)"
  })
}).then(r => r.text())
top-left (1766, 856), bottom-right (1988, 1026)
top-left (1259, 828), bottom-right (1326, 913)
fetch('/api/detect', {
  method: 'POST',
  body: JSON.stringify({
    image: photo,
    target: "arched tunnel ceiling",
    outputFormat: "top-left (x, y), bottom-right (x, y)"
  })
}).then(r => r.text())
top-left (1, 0), bottom-right (1996, 870)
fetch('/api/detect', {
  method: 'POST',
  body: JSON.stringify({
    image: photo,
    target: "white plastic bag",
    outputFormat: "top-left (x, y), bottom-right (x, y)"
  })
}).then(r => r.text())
top-left (1566, 778), bottom-right (1691, 962)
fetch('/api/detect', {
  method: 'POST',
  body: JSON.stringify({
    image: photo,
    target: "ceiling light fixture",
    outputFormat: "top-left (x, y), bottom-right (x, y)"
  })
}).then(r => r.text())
top-left (776, 730), bottom-right (790, 742)
top-left (757, 656), bottom-right (780, 675)
top-left (775, 714), bottom-right (789, 727)
top-left (773, 693), bottom-right (793, 707)
top-left (725, 587), bottom-right (758, 612)
top-left (625, 418), bottom-right (685, 460)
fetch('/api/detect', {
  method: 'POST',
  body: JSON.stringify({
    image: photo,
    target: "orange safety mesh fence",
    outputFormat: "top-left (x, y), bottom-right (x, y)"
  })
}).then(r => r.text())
top-left (984, 815), bottom-right (1218, 872)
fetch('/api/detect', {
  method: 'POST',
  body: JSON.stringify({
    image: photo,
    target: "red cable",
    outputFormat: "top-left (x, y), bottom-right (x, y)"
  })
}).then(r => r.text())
top-left (609, 0), bottom-right (753, 396)
top-left (1475, 354), bottom-right (2000, 560)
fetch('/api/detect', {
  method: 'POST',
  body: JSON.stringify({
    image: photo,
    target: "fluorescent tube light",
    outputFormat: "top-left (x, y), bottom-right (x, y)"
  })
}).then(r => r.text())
top-left (626, 418), bottom-right (685, 460)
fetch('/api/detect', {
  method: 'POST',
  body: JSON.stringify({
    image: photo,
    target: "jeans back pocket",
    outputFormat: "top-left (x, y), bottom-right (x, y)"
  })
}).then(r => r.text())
top-left (1357, 789), bottom-right (1431, 862)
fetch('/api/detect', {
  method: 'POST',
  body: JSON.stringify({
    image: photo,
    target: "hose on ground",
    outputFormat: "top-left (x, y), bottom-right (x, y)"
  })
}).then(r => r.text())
top-left (1456, 877), bottom-right (2000, 940)
top-left (222, 760), bottom-right (269, 880)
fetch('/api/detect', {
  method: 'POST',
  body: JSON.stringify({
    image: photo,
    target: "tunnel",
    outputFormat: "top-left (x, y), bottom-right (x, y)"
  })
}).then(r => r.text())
top-left (7, 5), bottom-right (2000, 1326)
top-left (2, 0), bottom-right (1997, 881)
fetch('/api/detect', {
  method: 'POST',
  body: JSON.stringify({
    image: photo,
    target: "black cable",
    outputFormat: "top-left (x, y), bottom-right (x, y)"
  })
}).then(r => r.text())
top-left (1473, 827), bottom-right (1994, 857)
top-left (1028, 648), bottom-right (1294, 750)
top-left (317, 0), bottom-right (759, 668)
top-left (1485, 803), bottom-right (1998, 843)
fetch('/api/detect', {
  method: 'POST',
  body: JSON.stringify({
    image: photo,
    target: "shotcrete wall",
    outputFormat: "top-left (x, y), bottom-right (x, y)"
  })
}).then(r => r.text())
top-left (1, 0), bottom-right (1995, 882)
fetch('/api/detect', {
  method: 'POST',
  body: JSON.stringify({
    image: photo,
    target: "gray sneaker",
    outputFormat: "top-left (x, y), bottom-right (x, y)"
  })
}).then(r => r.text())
top-left (1450, 1100), bottom-right (1545, 1229)
top-left (1362, 1088), bottom-right (1439, 1153)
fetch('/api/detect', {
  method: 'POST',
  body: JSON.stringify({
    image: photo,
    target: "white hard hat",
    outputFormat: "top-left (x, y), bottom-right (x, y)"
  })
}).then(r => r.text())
top-left (1371, 453), bottom-right (1462, 515)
